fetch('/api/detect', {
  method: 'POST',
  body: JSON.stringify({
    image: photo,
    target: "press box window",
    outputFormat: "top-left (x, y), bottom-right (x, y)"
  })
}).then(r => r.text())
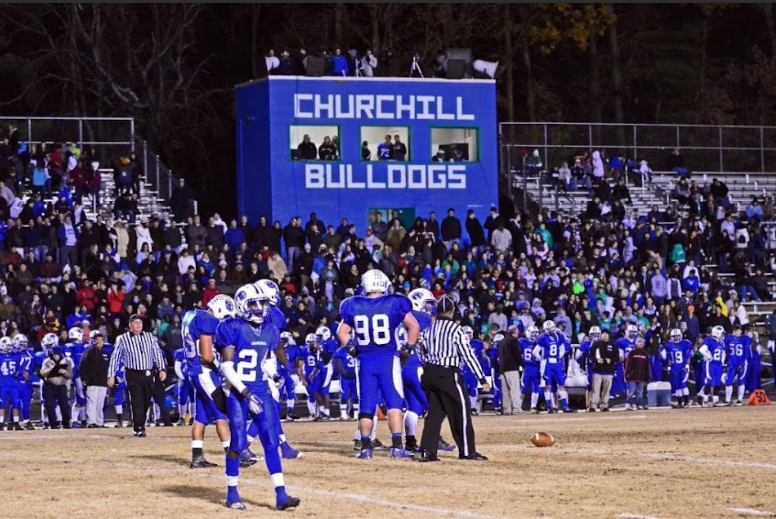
top-left (360, 126), bottom-right (410, 162)
top-left (290, 125), bottom-right (340, 161)
top-left (430, 127), bottom-right (478, 162)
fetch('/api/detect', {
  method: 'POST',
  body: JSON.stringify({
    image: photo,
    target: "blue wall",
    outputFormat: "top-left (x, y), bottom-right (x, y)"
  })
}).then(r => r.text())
top-left (235, 76), bottom-right (498, 238)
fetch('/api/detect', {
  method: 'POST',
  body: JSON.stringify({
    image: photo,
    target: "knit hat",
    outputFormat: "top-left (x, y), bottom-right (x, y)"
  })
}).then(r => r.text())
top-left (436, 295), bottom-right (456, 315)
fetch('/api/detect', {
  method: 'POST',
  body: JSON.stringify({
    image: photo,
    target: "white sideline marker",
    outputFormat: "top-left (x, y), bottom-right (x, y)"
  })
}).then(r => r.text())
top-left (730, 508), bottom-right (776, 517)
top-left (618, 514), bottom-right (661, 519)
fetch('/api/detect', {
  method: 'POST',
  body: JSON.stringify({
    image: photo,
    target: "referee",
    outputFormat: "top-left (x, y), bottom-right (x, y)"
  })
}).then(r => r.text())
top-left (417, 295), bottom-right (491, 462)
top-left (107, 314), bottom-right (167, 437)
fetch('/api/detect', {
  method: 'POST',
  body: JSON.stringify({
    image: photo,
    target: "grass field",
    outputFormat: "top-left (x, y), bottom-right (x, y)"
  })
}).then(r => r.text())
top-left (2, 406), bottom-right (776, 518)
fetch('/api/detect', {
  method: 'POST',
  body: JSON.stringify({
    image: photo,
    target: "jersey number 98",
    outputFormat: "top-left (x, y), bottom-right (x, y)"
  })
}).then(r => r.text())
top-left (354, 314), bottom-right (391, 346)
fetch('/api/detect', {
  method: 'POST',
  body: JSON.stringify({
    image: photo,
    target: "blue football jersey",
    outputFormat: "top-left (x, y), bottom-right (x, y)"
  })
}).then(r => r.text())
top-left (519, 338), bottom-right (539, 368)
top-left (396, 310), bottom-right (432, 367)
top-left (268, 306), bottom-right (286, 331)
top-left (215, 317), bottom-right (279, 393)
top-left (182, 309), bottom-right (220, 376)
top-left (536, 331), bottom-right (568, 361)
top-left (174, 348), bottom-right (189, 378)
top-left (725, 335), bottom-right (752, 363)
top-left (470, 339), bottom-right (485, 359)
top-left (17, 350), bottom-right (34, 381)
top-left (300, 346), bottom-right (322, 378)
top-left (64, 341), bottom-right (85, 377)
top-left (0, 352), bottom-right (20, 383)
top-left (663, 339), bottom-right (693, 368)
top-left (702, 337), bottom-right (726, 364)
top-left (285, 344), bottom-right (301, 372)
top-left (334, 346), bottom-right (356, 376)
top-left (615, 337), bottom-right (636, 359)
top-left (340, 294), bottom-right (412, 356)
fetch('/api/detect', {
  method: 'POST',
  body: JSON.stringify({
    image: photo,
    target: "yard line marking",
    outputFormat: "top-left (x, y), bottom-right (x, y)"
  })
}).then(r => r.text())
top-left (0, 452), bottom-right (501, 518)
top-left (557, 448), bottom-right (776, 472)
top-left (730, 508), bottom-right (776, 516)
top-left (618, 514), bottom-right (662, 519)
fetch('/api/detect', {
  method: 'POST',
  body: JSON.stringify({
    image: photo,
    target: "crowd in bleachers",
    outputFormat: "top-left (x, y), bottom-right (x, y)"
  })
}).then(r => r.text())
top-left (1, 128), bottom-right (776, 427)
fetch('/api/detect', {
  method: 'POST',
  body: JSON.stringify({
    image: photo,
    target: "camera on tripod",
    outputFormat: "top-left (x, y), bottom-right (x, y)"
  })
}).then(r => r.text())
top-left (409, 52), bottom-right (423, 78)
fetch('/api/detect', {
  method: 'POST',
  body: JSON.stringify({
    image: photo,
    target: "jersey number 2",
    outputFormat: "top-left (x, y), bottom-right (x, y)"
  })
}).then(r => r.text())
top-left (236, 350), bottom-right (259, 382)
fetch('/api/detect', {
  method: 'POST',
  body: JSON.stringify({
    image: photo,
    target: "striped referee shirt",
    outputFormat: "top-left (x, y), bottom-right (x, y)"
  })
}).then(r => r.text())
top-left (421, 317), bottom-right (487, 383)
top-left (107, 330), bottom-right (167, 378)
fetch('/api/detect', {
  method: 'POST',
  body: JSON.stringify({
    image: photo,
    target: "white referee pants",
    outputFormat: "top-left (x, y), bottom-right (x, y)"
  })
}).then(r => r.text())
top-left (86, 386), bottom-right (108, 426)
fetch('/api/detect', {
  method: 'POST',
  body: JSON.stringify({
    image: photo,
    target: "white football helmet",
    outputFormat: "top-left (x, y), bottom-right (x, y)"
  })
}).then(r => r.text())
top-left (41, 333), bottom-right (59, 352)
top-left (408, 288), bottom-right (436, 314)
top-left (461, 326), bottom-right (474, 340)
top-left (542, 320), bottom-right (556, 334)
top-left (254, 279), bottom-right (280, 306)
top-left (670, 328), bottom-right (682, 342)
top-left (0, 337), bottom-right (11, 354)
top-left (280, 331), bottom-right (295, 346)
top-left (588, 326), bottom-right (601, 342)
top-left (361, 269), bottom-right (391, 295)
top-left (527, 325), bottom-right (540, 342)
top-left (234, 284), bottom-right (270, 324)
top-left (711, 326), bottom-right (725, 341)
top-left (316, 326), bottom-right (332, 342)
top-left (12, 333), bottom-right (28, 352)
top-left (493, 333), bottom-right (505, 344)
top-left (68, 327), bottom-right (84, 342)
top-left (626, 323), bottom-right (638, 340)
top-left (207, 294), bottom-right (237, 320)
top-left (305, 333), bottom-right (318, 347)
top-left (89, 330), bottom-right (104, 344)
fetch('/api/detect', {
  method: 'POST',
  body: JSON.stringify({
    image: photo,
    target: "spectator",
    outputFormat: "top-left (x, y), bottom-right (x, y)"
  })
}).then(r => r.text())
top-left (331, 48), bottom-right (349, 76)
top-left (377, 135), bottom-right (392, 161)
top-left (283, 217), bottom-right (306, 274)
top-left (79, 331), bottom-right (111, 427)
top-left (432, 149), bottom-right (446, 162)
top-left (525, 149), bottom-right (543, 176)
top-left (170, 178), bottom-right (194, 223)
top-left (360, 49), bottom-right (378, 76)
top-left (624, 337), bottom-right (650, 411)
top-left (491, 222), bottom-right (512, 254)
top-left (667, 148), bottom-right (688, 177)
top-left (361, 141), bottom-right (372, 161)
top-left (57, 214), bottom-right (79, 267)
top-left (297, 135), bottom-right (317, 161)
top-left (318, 136), bottom-right (338, 161)
top-left (391, 135), bottom-right (407, 161)
top-left (40, 340), bottom-right (74, 428)
top-left (441, 208), bottom-right (462, 247)
top-left (592, 150), bottom-right (605, 185)
top-left (590, 329), bottom-right (617, 412)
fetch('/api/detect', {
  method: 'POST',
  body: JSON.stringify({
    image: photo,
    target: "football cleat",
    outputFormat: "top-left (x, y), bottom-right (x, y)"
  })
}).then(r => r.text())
top-left (587, 407), bottom-right (596, 413)
top-left (353, 439), bottom-right (362, 451)
top-left (356, 448), bottom-right (373, 459)
top-left (70, 422), bottom-right (82, 429)
top-left (23, 422), bottom-right (35, 430)
top-left (625, 404), bottom-right (633, 411)
top-left (736, 400), bottom-right (744, 407)
top-left (317, 415), bottom-right (331, 422)
top-left (372, 439), bottom-right (386, 450)
top-left (438, 438), bottom-right (456, 452)
top-left (276, 495), bottom-right (301, 511)
top-left (562, 407), bottom-right (577, 413)
top-left (281, 443), bottom-right (303, 459)
top-left (190, 456), bottom-right (218, 469)
top-left (241, 448), bottom-right (261, 462)
top-left (459, 452), bottom-right (488, 461)
top-left (0, 422), bottom-right (5, 431)
top-left (547, 408), bottom-right (557, 414)
top-left (226, 500), bottom-right (246, 511)
top-left (532, 408), bottom-right (541, 414)
top-left (601, 408), bottom-right (610, 412)
top-left (13, 422), bottom-right (23, 430)
top-left (390, 447), bottom-right (415, 459)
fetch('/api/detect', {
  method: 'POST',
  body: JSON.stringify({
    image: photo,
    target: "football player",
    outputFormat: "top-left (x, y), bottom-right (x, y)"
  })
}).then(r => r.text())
top-left (256, 280), bottom-right (300, 420)
top-left (333, 343), bottom-right (358, 420)
top-left (576, 326), bottom-right (599, 410)
top-left (279, 331), bottom-right (300, 421)
top-left (216, 283), bottom-right (300, 511)
top-left (401, 288), bottom-right (434, 452)
top-left (724, 324), bottom-right (752, 406)
top-left (174, 346), bottom-right (194, 426)
top-left (697, 326), bottom-right (726, 407)
top-left (662, 328), bottom-right (693, 408)
top-left (182, 294), bottom-right (235, 469)
top-left (315, 325), bottom-right (337, 420)
top-left (14, 334), bottom-right (35, 430)
top-left (336, 269), bottom-right (420, 460)
top-left (64, 327), bottom-right (87, 428)
top-left (521, 325), bottom-right (542, 413)
top-left (613, 324), bottom-right (639, 399)
top-left (299, 333), bottom-right (326, 421)
top-left (0, 337), bottom-right (22, 430)
top-left (534, 320), bottom-right (575, 413)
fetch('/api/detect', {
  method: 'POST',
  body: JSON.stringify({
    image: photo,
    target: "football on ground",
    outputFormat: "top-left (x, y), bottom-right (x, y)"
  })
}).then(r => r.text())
top-left (531, 431), bottom-right (555, 447)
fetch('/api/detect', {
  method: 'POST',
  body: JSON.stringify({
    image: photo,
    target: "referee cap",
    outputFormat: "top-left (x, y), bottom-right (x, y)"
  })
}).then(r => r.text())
top-left (129, 314), bottom-right (142, 323)
top-left (436, 295), bottom-right (456, 315)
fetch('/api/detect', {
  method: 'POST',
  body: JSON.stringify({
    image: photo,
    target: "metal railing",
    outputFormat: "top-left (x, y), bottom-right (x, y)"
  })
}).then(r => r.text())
top-left (500, 121), bottom-right (776, 177)
top-left (134, 135), bottom-right (177, 202)
top-left (0, 116), bottom-right (135, 163)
